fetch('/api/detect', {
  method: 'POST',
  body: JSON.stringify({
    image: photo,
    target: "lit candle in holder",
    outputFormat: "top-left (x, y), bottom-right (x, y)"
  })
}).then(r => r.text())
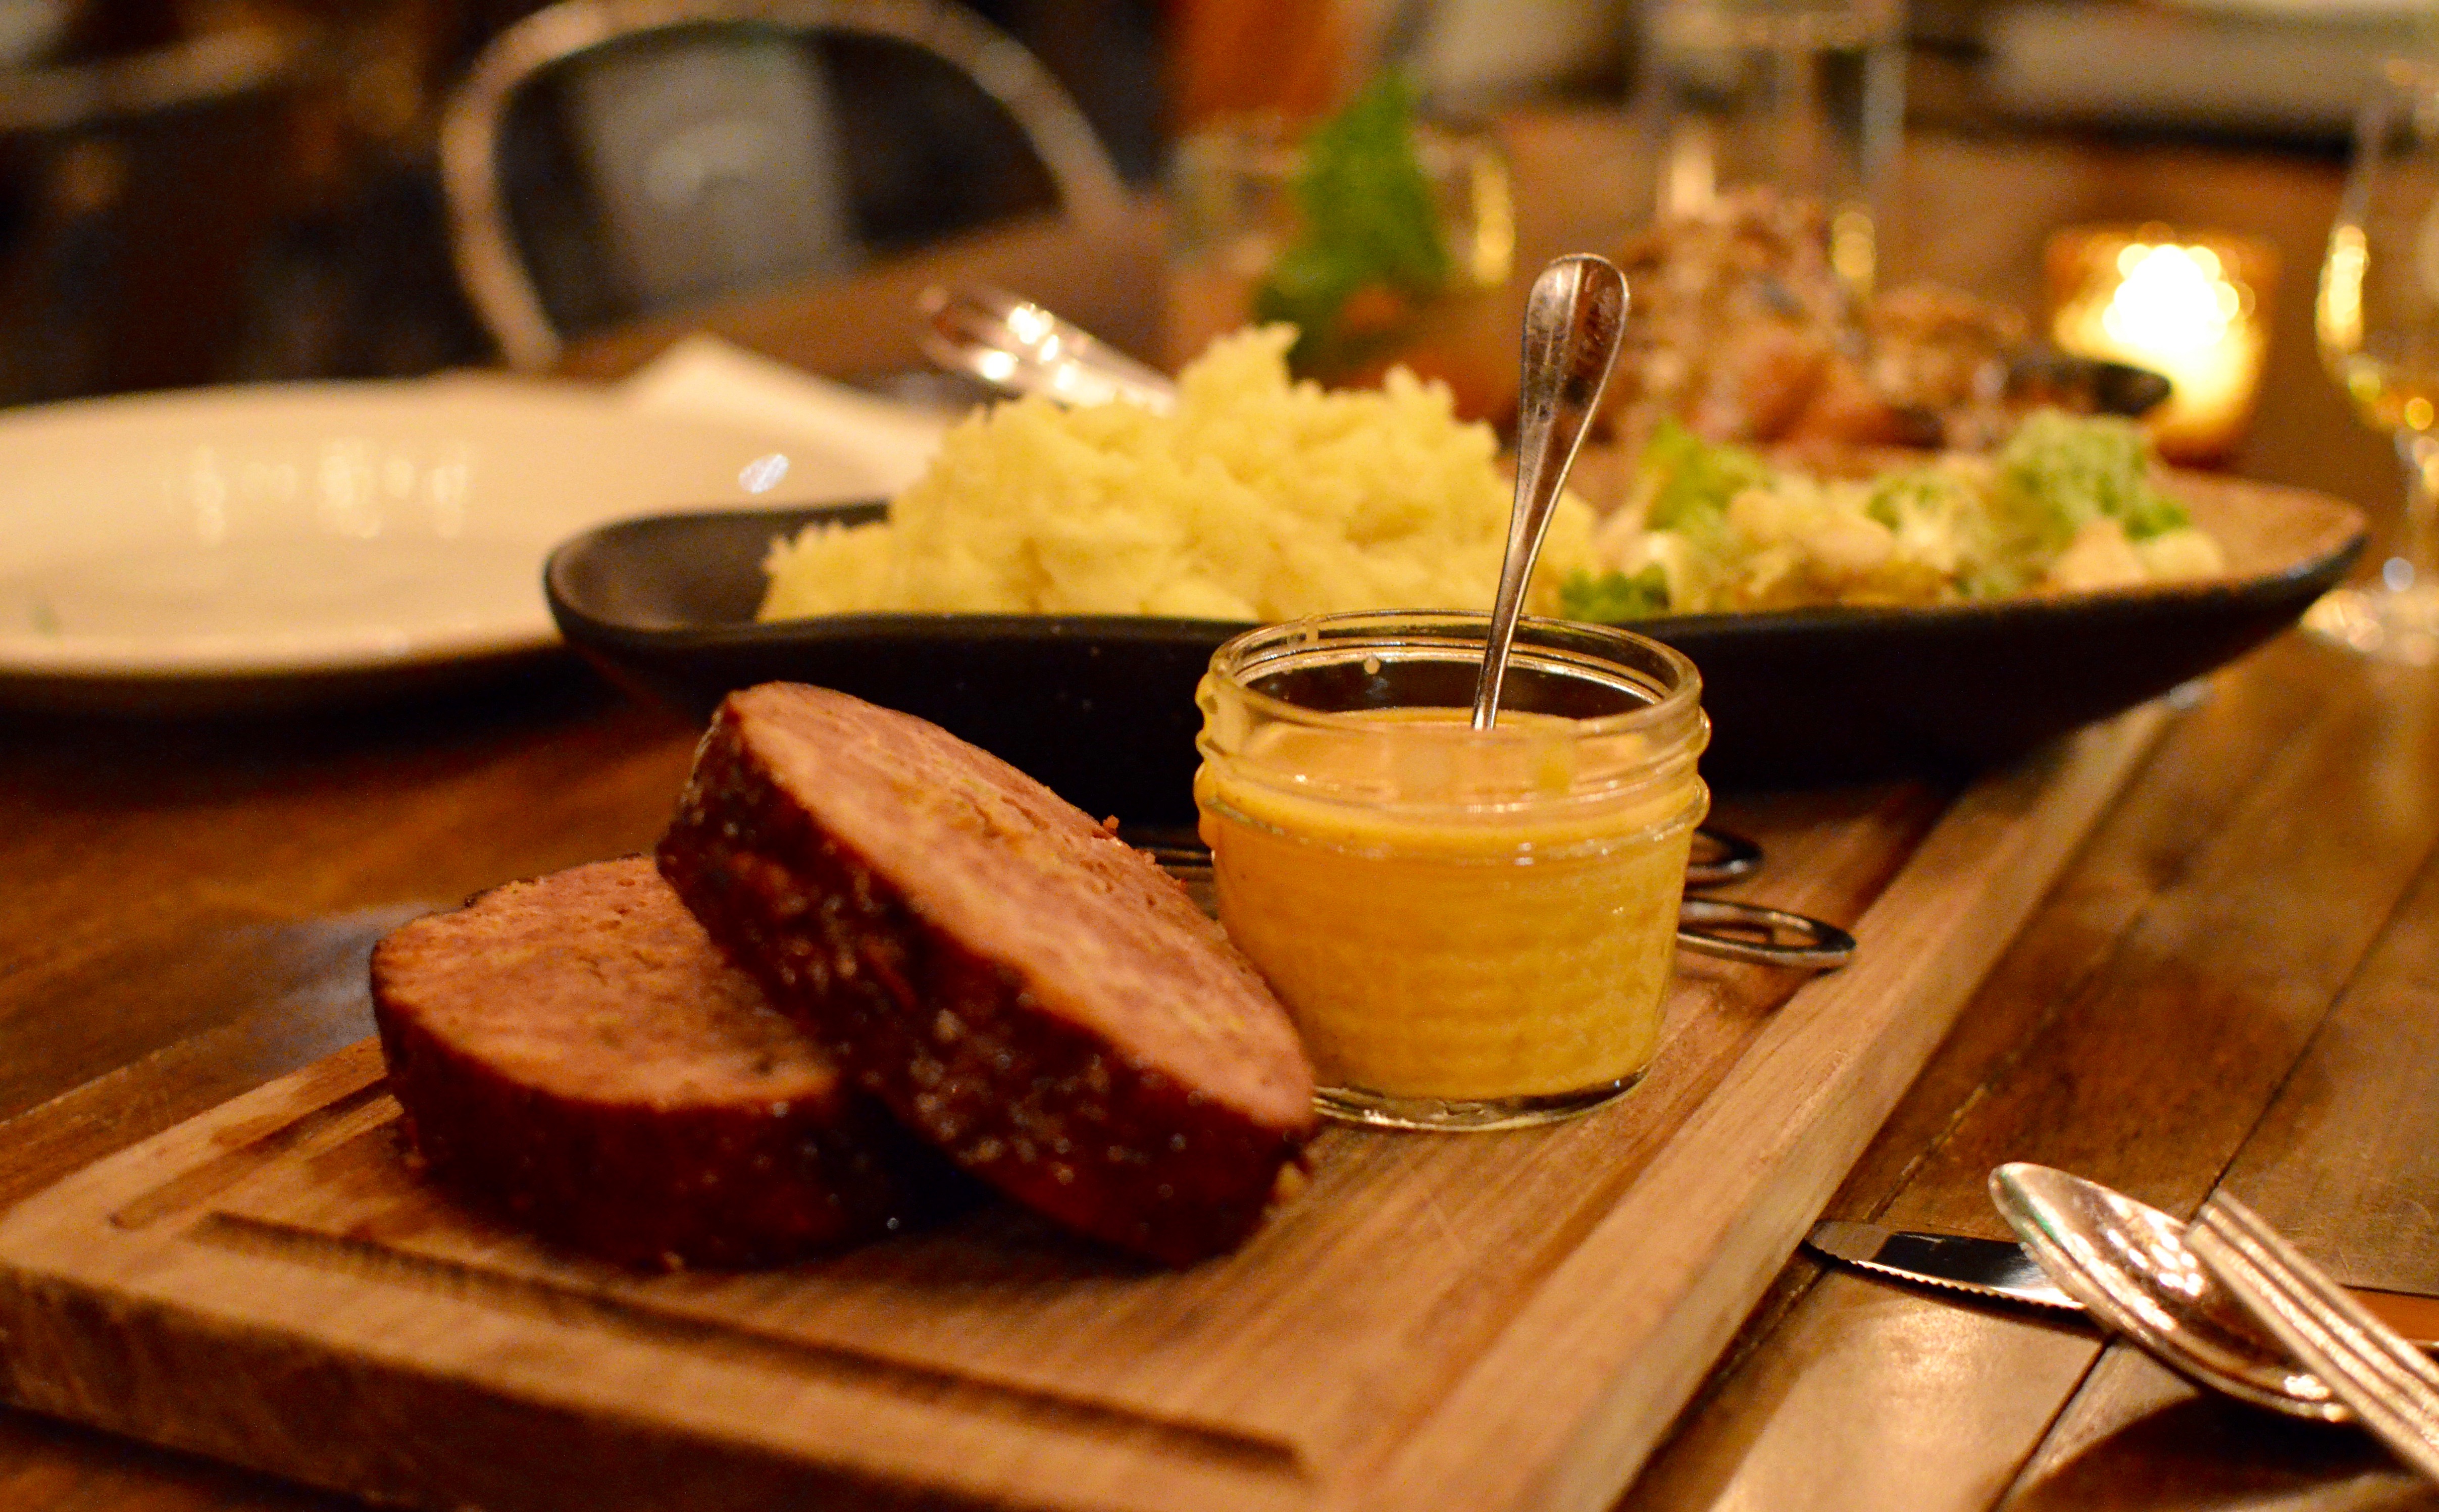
top-left (2046, 224), bottom-right (2277, 463)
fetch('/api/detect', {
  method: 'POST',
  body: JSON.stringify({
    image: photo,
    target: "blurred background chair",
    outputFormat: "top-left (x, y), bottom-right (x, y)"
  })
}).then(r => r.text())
top-left (440, 0), bottom-right (1129, 371)
top-left (0, 8), bottom-right (347, 401)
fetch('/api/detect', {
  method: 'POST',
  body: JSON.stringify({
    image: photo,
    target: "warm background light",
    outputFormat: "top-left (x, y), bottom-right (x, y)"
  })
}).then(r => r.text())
top-left (2046, 224), bottom-right (2277, 463)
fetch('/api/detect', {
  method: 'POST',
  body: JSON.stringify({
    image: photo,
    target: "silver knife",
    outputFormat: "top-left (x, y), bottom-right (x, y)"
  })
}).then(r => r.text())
top-left (1805, 1219), bottom-right (2439, 1349)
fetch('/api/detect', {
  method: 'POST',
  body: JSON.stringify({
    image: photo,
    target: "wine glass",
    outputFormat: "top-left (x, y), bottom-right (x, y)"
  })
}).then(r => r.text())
top-left (2311, 59), bottom-right (2439, 664)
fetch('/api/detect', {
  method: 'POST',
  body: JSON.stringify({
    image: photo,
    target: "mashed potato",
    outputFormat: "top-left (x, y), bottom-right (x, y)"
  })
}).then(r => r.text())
top-left (758, 326), bottom-right (1595, 622)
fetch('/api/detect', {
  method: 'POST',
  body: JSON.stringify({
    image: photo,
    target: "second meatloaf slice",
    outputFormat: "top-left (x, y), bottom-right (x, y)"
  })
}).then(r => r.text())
top-left (657, 684), bottom-right (1315, 1264)
top-left (372, 857), bottom-right (949, 1270)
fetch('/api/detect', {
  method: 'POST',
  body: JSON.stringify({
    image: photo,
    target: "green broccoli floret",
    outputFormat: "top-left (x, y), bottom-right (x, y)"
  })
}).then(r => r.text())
top-left (1637, 420), bottom-right (1772, 546)
top-left (1865, 464), bottom-right (1965, 532)
top-left (1559, 564), bottom-right (1671, 621)
top-left (1996, 410), bottom-right (2190, 545)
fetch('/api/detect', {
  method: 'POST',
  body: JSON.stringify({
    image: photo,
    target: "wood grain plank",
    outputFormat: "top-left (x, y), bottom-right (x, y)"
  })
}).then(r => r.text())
top-left (1819, 642), bottom-right (2339, 1236)
top-left (0, 1410), bottom-right (358, 1512)
top-left (2000, 680), bottom-right (2439, 1509)
top-left (2219, 816), bottom-right (2439, 1296)
top-left (122, 784), bottom-right (1936, 1487)
top-left (0, 911), bottom-right (408, 1210)
top-left (0, 726), bottom-right (2150, 1512)
top-left (1894, 650), bottom-right (2439, 1221)
top-left (0, 692), bottom-right (699, 1126)
top-left (1606, 650), bottom-right (2327, 1497)
top-left (1616, 641), bottom-right (2439, 1512)
top-left (1997, 1346), bottom-right (2421, 1510)
top-left (1358, 706), bottom-right (2168, 1512)
top-left (0, 1061), bottom-right (1318, 1512)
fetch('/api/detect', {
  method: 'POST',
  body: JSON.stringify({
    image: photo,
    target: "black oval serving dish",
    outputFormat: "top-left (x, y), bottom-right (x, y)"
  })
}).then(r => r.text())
top-left (546, 474), bottom-right (2364, 825)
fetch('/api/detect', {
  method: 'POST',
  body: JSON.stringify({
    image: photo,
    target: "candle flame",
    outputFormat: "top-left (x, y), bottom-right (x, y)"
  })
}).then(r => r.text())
top-left (2321, 223), bottom-right (2367, 355)
top-left (2051, 228), bottom-right (2268, 461)
top-left (2099, 244), bottom-right (2242, 357)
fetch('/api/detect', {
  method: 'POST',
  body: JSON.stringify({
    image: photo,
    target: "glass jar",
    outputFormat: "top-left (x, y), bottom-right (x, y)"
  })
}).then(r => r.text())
top-left (1193, 611), bottom-right (1710, 1131)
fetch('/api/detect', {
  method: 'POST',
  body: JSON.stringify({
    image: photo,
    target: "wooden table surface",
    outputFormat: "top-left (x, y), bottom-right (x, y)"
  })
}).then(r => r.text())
top-left (5, 110), bottom-right (2437, 1511)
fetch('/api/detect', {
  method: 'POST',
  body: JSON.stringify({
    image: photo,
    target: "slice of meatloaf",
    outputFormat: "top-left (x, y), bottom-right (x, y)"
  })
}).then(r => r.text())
top-left (656, 684), bottom-right (1316, 1265)
top-left (371, 856), bottom-right (949, 1270)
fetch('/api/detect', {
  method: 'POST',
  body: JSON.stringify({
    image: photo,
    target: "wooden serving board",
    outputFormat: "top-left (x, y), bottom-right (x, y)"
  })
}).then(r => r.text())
top-left (0, 708), bottom-right (2167, 1512)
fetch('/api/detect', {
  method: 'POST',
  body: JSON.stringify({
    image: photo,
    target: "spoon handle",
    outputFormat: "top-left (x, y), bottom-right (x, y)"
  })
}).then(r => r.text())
top-left (1471, 255), bottom-right (1630, 730)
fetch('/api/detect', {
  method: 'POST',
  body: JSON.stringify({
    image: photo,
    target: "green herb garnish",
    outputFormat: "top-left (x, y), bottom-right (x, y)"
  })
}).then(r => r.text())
top-left (1250, 72), bottom-right (1451, 378)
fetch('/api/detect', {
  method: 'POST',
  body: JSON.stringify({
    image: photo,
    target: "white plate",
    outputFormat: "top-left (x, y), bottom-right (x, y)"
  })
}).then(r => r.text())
top-left (0, 375), bottom-right (881, 711)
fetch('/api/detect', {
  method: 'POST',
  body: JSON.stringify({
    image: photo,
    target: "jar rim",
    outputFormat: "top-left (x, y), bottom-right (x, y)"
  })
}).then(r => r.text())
top-left (1204, 609), bottom-right (1704, 742)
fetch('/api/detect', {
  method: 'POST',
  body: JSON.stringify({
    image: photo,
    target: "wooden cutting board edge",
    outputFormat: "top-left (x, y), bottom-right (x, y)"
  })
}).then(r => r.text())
top-left (0, 1058), bottom-right (1317, 1512)
top-left (1347, 701), bottom-right (2172, 1512)
top-left (0, 704), bottom-right (2174, 1512)
top-left (0, 1048), bottom-right (1312, 1512)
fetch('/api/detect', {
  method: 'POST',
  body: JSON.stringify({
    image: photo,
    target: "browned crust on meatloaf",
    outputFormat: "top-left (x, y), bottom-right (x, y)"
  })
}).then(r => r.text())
top-left (656, 685), bottom-right (1315, 1265)
top-left (371, 857), bottom-right (952, 1270)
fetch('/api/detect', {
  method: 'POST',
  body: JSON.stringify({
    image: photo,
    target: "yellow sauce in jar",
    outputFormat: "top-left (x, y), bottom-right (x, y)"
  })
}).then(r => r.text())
top-left (1193, 614), bottom-right (1709, 1127)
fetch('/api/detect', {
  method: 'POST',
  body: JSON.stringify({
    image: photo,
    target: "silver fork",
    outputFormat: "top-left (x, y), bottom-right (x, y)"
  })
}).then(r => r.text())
top-left (2189, 1192), bottom-right (2439, 1484)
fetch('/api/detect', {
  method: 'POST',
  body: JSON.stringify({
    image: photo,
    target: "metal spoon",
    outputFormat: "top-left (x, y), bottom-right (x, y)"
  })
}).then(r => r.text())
top-left (1453, 256), bottom-right (1852, 969)
top-left (922, 269), bottom-right (1845, 968)
top-left (1990, 1162), bottom-right (2350, 1420)
top-left (916, 285), bottom-right (1179, 413)
top-left (1470, 254), bottom-right (1628, 729)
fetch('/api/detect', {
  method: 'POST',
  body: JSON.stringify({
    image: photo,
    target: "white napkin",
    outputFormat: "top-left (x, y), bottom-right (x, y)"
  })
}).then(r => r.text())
top-left (616, 334), bottom-right (951, 502)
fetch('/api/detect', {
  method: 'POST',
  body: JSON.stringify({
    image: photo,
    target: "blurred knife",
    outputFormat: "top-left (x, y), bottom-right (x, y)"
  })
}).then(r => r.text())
top-left (1806, 1219), bottom-right (2439, 1349)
